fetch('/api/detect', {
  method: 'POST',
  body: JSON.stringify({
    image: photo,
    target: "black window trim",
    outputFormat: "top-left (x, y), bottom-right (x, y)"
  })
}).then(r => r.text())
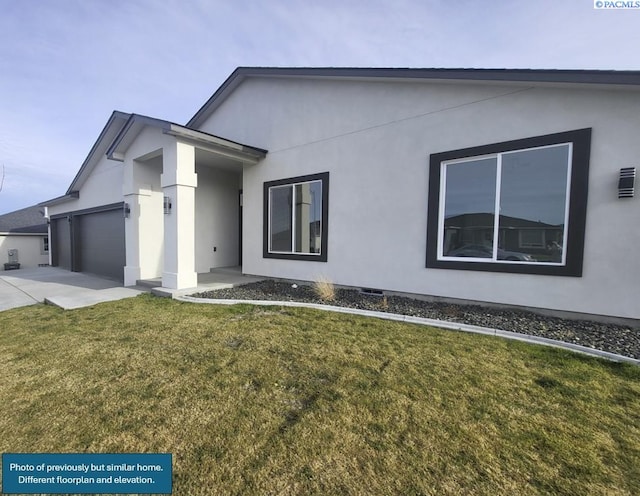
top-left (263, 172), bottom-right (329, 262)
top-left (426, 128), bottom-right (591, 276)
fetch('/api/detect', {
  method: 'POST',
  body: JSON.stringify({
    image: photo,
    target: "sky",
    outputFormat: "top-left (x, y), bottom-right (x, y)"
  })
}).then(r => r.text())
top-left (0, 0), bottom-right (638, 214)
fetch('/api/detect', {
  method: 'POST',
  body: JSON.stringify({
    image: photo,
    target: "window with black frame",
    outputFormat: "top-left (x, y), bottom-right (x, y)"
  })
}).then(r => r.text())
top-left (263, 172), bottom-right (329, 262)
top-left (426, 129), bottom-right (591, 276)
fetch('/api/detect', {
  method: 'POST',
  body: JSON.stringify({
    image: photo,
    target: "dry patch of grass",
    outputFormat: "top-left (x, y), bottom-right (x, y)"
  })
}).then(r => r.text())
top-left (1, 295), bottom-right (639, 495)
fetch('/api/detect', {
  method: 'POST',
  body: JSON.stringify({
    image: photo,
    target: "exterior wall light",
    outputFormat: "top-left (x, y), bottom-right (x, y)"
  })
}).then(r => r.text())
top-left (618, 167), bottom-right (636, 199)
top-left (163, 196), bottom-right (172, 214)
top-left (124, 203), bottom-right (131, 218)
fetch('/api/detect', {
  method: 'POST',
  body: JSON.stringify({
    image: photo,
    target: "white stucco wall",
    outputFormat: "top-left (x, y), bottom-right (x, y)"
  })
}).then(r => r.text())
top-left (195, 166), bottom-right (241, 272)
top-left (198, 77), bottom-right (640, 319)
top-left (47, 153), bottom-right (124, 217)
top-left (0, 234), bottom-right (48, 269)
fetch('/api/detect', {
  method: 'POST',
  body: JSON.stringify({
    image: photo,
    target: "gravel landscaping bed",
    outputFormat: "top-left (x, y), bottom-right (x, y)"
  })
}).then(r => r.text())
top-left (194, 280), bottom-right (640, 360)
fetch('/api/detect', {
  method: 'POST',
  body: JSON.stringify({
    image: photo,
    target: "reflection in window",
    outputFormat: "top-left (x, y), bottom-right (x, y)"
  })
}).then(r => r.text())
top-left (269, 180), bottom-right (322, 255)
top-left (443, 157), bottom-right (496, 258)
top-left (519, 229), bottom-right (545, 249)
top-left (441, 143), bottom-right (571, 264)
top-left (500, 145), bottom-right (569, 263)
top-left (269, 186), bottom-right (293, 252)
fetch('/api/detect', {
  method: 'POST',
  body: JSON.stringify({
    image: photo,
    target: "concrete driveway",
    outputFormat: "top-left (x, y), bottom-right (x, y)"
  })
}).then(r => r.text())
top-left (0, 266), bottom-right (147, 311)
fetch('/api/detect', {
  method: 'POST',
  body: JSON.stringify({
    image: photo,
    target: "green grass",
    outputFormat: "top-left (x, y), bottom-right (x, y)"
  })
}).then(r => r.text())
top-left (1, 294), bottom-right (639, 495)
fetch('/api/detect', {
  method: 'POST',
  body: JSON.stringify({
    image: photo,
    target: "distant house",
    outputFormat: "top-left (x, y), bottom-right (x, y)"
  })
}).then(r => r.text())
top-left (42, 67), bottom-right (640, 320)
top-left (0, 205), bottom-right (49, 269)
top-left (443, 213), bottom-right (564, 262)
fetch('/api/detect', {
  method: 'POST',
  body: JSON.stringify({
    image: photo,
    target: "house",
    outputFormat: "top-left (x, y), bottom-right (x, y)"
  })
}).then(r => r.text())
top-left (0, 205), bottom-right (49, 269)
top-left (42, 67), bottom-right (640, 320)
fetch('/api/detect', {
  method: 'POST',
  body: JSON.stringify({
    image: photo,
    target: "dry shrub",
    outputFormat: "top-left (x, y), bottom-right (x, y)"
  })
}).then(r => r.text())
top-left (379, 295), bottom-right (389, 310)
top-left (313, 276), bottom-right (336, 302)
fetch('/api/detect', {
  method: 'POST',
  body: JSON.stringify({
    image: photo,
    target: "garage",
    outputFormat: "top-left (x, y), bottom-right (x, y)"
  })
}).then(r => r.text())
top-left (51, 203), bottom-right (125, 282)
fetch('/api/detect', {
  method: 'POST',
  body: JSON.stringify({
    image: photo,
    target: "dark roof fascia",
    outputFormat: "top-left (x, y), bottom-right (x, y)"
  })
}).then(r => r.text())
top-left (187, 67), bottom-right (640, 128)
top-left (39, 191), bottom-right (80, 207)
top-left (107, 113), bottom-right (267, 162)
top-left (65, 111), bottom-right (131, 194)
top-left (229, 67), bottom-right (640, 84)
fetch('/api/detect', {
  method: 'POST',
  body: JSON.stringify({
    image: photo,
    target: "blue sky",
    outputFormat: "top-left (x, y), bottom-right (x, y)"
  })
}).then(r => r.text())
top-left (0, 0), bottom-right (638, 214)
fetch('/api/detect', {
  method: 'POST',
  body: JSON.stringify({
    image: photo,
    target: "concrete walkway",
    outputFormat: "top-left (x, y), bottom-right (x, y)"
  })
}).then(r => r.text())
top-left (0, 267), bottom-right (147, 311)
top-left (144, 267), bottom-right (265, 298)
top-left (0, 266), bottom-right (264, 311)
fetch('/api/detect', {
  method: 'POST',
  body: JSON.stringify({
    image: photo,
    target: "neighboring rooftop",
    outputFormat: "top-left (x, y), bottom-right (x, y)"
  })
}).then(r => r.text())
top-left (0, 205), bottom-right (48, 234)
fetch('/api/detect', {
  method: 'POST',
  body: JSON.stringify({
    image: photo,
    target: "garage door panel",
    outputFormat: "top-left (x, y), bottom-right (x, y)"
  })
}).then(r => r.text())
top-left (52, 217), bottom-right (71, 270)
top-left (78, 209), bottom-right (125, 281)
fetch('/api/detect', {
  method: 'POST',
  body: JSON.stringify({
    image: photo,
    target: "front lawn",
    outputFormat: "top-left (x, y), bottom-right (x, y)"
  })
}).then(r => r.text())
top-left (1, 295), bottom-right (639, 495)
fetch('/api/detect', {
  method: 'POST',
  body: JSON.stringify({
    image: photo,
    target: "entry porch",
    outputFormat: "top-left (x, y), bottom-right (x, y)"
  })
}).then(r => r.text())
top-left (108, 114), bottom-right (266, 290)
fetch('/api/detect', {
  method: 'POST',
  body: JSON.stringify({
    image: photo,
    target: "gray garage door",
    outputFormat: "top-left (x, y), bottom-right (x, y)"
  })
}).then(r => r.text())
top-left (52, 217), bottom-right (71, 270)
top-left (77, 208), bottom-right (125, 282)
top-left (51, 204), bottom-right (125, 282)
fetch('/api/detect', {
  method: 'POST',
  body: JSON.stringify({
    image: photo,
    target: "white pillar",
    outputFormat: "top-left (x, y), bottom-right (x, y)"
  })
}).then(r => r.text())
top-left (161, 139), bottom-right (198, 289)
top-left (123, 159), bottom-right (153, 286)
top-left (123, 206), bottom-right (141, 286)
top-left (123, 159), bottom-right (139, 286)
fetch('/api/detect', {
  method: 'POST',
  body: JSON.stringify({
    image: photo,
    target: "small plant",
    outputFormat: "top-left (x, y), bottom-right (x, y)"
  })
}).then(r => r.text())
top-left (313, 276), bottom-right (335, 302)
top-left (379, 295), bottom-right (389, 310)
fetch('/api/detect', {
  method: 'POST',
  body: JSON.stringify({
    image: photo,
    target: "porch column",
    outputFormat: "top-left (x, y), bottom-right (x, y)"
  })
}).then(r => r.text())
top-left (123, 159), bottom-right (153, 286)
top-left (161, 139), bottom-right (198, 289)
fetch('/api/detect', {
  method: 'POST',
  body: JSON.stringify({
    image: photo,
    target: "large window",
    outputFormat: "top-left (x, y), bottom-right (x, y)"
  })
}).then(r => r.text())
top-left (263, 172), bottom-right (329, 261)
top-left (426, 129), bottom-right (591, 276)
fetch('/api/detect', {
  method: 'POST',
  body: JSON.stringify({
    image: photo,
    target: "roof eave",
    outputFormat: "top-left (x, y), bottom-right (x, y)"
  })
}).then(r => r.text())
top-left (106, 113), bottom-right (173, 161)
top-left (107, 113), bottom-right (267, 163)
top-left (39, 191), bottom-right (80, 207)
top-left (165, 124), bottom-right (267, 158)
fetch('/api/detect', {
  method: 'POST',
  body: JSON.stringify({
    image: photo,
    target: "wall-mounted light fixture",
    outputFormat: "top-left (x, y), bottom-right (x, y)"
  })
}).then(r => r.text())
top-left (123, 203), bottom-right (131, 218)
top-left (618, 167), bottom-right (636, 199)
top-left (163, 196), bottom-right (172, 214)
